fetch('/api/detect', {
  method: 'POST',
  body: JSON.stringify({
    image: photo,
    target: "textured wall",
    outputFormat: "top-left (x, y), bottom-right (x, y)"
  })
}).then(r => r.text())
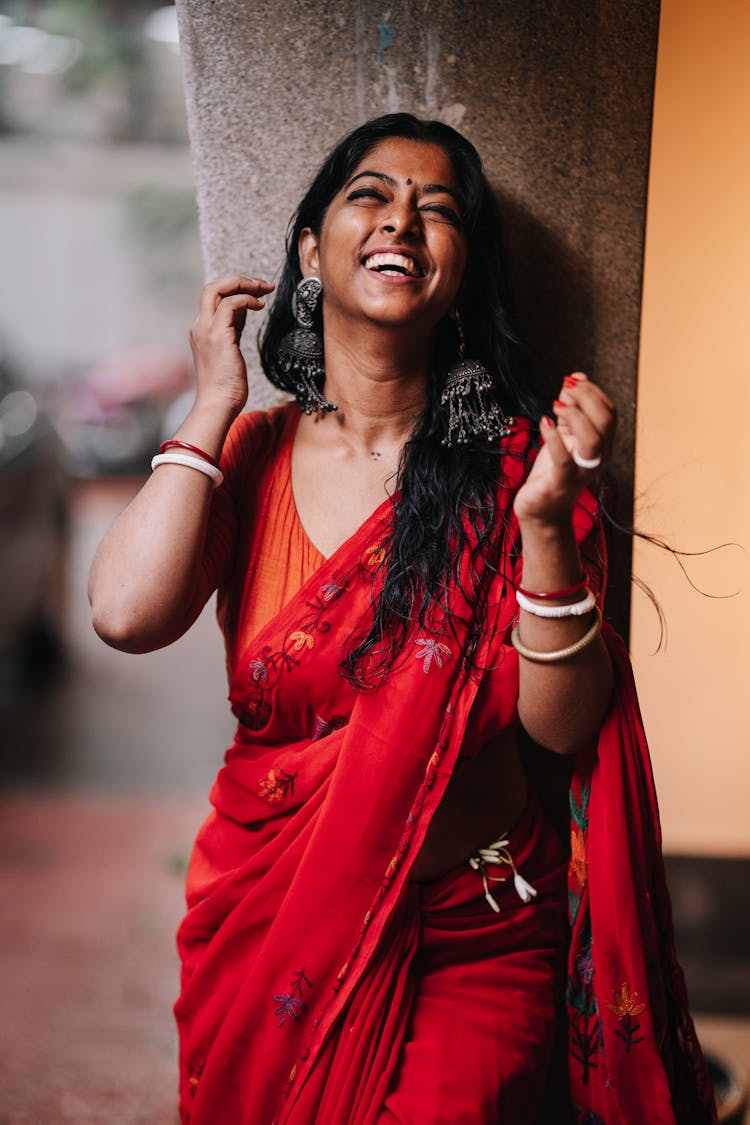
top-left (175, 0), bottom-right (659, 633)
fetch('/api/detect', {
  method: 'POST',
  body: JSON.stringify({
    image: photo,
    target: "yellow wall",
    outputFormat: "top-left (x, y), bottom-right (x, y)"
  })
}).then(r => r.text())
top-left (632, 0), bottom-right (750, 855)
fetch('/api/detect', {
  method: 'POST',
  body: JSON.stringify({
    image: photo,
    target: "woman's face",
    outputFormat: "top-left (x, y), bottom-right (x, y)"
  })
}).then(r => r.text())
top-left (299, 137), bottom-right (469, 336)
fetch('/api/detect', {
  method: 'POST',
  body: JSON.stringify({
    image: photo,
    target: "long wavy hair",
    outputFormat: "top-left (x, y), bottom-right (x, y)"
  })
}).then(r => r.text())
top-left (258, 114), bottom-right (546, 687)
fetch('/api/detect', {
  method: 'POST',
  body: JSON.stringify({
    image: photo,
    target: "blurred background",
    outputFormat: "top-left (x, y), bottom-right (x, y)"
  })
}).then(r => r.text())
top-left (0, 0), bottom-right (747, 1121)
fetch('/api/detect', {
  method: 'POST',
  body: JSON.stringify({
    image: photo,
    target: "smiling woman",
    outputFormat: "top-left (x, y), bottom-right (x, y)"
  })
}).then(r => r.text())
top-left (88, 114), bottom-right (716, 1123)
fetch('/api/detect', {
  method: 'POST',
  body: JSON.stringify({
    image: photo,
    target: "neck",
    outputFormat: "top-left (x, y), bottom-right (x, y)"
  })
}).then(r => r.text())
top-left (315, 319), bottom-right (432, 449)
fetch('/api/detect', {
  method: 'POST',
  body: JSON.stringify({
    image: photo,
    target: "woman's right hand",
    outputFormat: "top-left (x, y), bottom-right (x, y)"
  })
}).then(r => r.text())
top-left (189, 275), bottom-right (275, 417)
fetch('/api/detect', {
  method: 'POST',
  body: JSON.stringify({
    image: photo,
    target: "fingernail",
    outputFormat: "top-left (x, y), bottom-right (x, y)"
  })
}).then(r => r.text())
top-left (553, 399), bottom-right (566, 410)
top-left (564, 375), bottom-right (580, 388)
top-left (541, 415), bottom-right (554, 428)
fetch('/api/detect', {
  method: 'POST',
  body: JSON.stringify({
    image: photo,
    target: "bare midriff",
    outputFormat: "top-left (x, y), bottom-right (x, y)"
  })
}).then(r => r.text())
top-left (409, 726), bottom-right (528, 883)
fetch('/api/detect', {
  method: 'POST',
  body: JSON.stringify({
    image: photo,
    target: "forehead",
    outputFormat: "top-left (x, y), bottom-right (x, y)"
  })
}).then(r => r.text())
top-left (348, 137), bottom-right (459, 191)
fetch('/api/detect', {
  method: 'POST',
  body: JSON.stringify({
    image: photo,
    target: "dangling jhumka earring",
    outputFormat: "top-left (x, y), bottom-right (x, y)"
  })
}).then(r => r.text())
top-left (275, 277), bottom-right (338, 415)
top-left (440, 314), bottom-right (513, 445)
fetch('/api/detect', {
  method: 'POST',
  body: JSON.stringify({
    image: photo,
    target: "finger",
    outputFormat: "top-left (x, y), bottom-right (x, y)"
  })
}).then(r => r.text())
top-left (557, 374), bottom-right (615, 437)
top-left (199, 276), bottom-right (274, 319)
top-left (211, 292), bottom-right (268, 328)
top-left (539, 415), bottom-right (579, 469)
top-left (554, 396), bottom-right (614, 449)
top-left (552, 399), bottom-right (608, 464)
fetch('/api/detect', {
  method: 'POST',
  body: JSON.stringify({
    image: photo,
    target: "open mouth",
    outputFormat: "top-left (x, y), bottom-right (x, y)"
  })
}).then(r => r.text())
top-left (363, 252), bottom-right (425, 278)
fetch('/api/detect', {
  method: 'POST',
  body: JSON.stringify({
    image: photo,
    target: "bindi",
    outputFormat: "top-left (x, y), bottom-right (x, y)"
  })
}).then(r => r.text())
top-left (405, 178), bottom-right (413, 185)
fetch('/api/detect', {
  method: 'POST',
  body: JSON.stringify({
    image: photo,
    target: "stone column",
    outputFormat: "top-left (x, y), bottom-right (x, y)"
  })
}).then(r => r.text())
top-left (175, 0), bottom-right (659, 636)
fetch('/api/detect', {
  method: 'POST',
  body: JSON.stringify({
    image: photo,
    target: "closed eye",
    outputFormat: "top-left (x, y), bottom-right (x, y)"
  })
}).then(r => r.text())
top-left (346, 187), bottom-right (388, 202)
top-left (420, 203), bottom-right (461, 227)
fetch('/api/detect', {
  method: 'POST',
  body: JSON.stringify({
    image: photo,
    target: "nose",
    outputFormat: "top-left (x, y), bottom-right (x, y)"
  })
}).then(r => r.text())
top-left (380, 198), bottom-right (420, 237)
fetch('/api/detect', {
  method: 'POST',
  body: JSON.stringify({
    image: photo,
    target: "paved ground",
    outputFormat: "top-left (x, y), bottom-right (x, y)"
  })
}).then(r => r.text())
top-left (0, 479), bottom-right (225, 1124)
top-left (0, 479), bottom-right (747, 1123)
top-left (0, 793), bottom-right (203, 1124)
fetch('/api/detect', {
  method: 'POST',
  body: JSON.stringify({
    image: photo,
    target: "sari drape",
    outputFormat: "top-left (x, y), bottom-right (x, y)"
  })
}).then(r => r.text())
top-left (175, 418), bottom-right (715, 1125)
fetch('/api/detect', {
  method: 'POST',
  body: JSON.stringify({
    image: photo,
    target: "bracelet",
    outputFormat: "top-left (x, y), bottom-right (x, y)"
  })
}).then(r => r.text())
top-left (516, 588), bottom-right (596, 618)
top-left (510, 608), bottom-right (601, 664)
top-left (517, 576), bottom-right (586, 600)
top-left (151, 452), bottom-right (224, 488)
top-left (159, 439), bottom-right (221, 470)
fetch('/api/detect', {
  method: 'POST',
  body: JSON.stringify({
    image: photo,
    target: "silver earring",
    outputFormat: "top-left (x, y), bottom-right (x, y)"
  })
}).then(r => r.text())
top-left (440, 315), bottom-right (513, 445)
top-left (275, 277), bottom-right (337, 415)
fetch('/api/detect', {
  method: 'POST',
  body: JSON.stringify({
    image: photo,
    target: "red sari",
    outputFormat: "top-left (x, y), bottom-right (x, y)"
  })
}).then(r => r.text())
top-left (175, 412), bottom-right (715, 1124)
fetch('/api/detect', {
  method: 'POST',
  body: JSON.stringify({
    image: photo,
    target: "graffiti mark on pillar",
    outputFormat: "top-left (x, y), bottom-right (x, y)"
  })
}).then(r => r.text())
top-left (424, 26), bottom-right (439, 114)
top-left (373, 10), bottom-right (399, 111)
top-left (376, 12), bottom-right (396, 66)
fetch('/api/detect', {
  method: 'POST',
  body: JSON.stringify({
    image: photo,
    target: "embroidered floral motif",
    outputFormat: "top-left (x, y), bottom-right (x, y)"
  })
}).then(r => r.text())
top-left (607, 981), bottom-right (646, 1052)
top-left (576, 949), bottom-right (595, 985)
top-left (249, 658), bottom-right (269, 682)
top-left (414, 637), bottom-right (452, 673)
top-left (273, 967), bottom-right (312, 1028)
top-left (608, 980), bottom-right (646, 1019)
top-left (571, 828), bottom-right (588, 887)
top-left (258, 768), bottom-right (298, 804)
top-left (570, 779), bottom-right (591, 832)
top-left (568, 914), bottom-right (600, 1086)
top-left (237, 550), bottom-right (371, 731)
top-left (365, 542), bottom-right (386, 568)
top-left (289, 630), bottom-right (314, 651)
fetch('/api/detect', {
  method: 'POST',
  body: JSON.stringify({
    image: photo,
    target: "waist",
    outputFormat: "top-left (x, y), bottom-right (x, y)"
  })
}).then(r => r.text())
top-left (410, 726), bottom-right (528, 883)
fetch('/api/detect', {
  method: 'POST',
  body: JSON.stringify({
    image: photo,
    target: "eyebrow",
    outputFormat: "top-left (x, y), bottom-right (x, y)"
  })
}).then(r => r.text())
top-left (344, 170), bottom-right (462, 205)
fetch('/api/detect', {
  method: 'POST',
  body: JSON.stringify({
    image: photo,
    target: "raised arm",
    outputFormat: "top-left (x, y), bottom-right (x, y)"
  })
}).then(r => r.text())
top-left (513, 372), bottom-right (616, 754)
top-left (88, 276), bottom-right (274, 653)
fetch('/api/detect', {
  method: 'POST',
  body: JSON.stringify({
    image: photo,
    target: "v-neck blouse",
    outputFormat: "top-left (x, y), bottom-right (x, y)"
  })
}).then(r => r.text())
top-left (204, 402), bottom-right (326, 680)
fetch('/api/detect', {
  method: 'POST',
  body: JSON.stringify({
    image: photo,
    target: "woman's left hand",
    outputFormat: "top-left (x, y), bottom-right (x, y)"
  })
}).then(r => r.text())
top-left (513, 371), bottom-right (617, 526)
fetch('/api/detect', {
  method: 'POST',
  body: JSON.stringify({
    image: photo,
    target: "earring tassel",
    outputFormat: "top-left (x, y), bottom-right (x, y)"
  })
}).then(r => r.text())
top-left (275, 328), bottom-right (337, 415)
top-left (440, 360), bottom-right (513, 446)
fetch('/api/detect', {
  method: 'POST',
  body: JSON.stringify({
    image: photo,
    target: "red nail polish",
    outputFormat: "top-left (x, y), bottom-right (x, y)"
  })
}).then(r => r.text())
top-left (541, 415), bottom-right (554, 427)
top-left (553, 399), bottom-right (565, 409)
top-left (564, 375), bottom-right (580, 388)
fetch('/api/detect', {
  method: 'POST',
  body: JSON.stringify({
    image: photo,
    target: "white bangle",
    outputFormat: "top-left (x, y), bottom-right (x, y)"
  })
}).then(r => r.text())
top-left (150, 452), bottom-right (224, 488)
top-left (516, 588), bottom-right (597, 618)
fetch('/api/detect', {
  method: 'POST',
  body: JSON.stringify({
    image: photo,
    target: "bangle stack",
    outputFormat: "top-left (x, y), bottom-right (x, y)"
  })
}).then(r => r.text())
top-left (151, 439), bottom-right (224, 488)
top-left (159, 439), bottom-right (222, 470)
top-left (512, 576), bottom-right (601, 663)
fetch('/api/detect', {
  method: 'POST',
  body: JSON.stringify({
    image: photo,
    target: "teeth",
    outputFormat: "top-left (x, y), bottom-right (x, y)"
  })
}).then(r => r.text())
top-left (364, 252), bottom-right (422, 277)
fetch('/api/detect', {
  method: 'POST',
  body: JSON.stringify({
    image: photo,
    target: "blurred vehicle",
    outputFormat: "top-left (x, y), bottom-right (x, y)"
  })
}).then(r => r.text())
top-left (52, 348), bottom-right (194, 477)
top-left (0, 354), bottom-right (70, 693)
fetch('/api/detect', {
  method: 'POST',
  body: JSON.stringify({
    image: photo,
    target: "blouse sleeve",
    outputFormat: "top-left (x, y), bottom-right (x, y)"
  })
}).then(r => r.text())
top-left (194, 411), bottom-right (271, 604)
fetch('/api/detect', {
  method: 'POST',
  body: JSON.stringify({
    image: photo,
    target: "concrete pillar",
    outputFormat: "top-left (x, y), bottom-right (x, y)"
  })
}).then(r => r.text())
top-left (175, 0), bottom-right (659, 636)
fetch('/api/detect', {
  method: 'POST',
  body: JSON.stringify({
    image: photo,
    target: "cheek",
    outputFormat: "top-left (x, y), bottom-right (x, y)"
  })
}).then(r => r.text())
top-left (318, 212), bottom-right (366, 277)
top-left (441, 240), bottom-right (468, 296)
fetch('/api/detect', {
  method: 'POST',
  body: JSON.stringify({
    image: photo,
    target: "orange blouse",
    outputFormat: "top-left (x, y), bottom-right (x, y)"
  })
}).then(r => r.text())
top-left (204, 402), bottom-right (325, 680)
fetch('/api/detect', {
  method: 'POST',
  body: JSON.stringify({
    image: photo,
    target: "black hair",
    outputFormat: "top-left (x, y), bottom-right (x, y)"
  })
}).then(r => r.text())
top-left (258, 113), bottom-right (547, 687)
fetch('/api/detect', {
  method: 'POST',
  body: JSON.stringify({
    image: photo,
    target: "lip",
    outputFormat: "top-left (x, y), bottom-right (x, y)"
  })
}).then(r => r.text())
top-left (361, 245), bottom-right (427, 281)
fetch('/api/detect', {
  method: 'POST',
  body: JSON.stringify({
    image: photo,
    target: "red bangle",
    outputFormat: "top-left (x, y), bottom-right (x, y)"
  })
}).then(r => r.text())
top-left (159, 440), bottom-right (221, 470)
top-left (517, 575), bottom-right (587, 601)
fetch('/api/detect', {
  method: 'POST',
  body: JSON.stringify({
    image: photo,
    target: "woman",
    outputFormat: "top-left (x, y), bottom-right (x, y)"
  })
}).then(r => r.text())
top-left (89, 114), bottom-right (714, 1124)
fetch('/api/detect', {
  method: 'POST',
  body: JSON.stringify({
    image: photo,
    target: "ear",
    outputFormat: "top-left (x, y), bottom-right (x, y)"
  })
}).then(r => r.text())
top-left (298, 228), bottom-right (320, 277)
